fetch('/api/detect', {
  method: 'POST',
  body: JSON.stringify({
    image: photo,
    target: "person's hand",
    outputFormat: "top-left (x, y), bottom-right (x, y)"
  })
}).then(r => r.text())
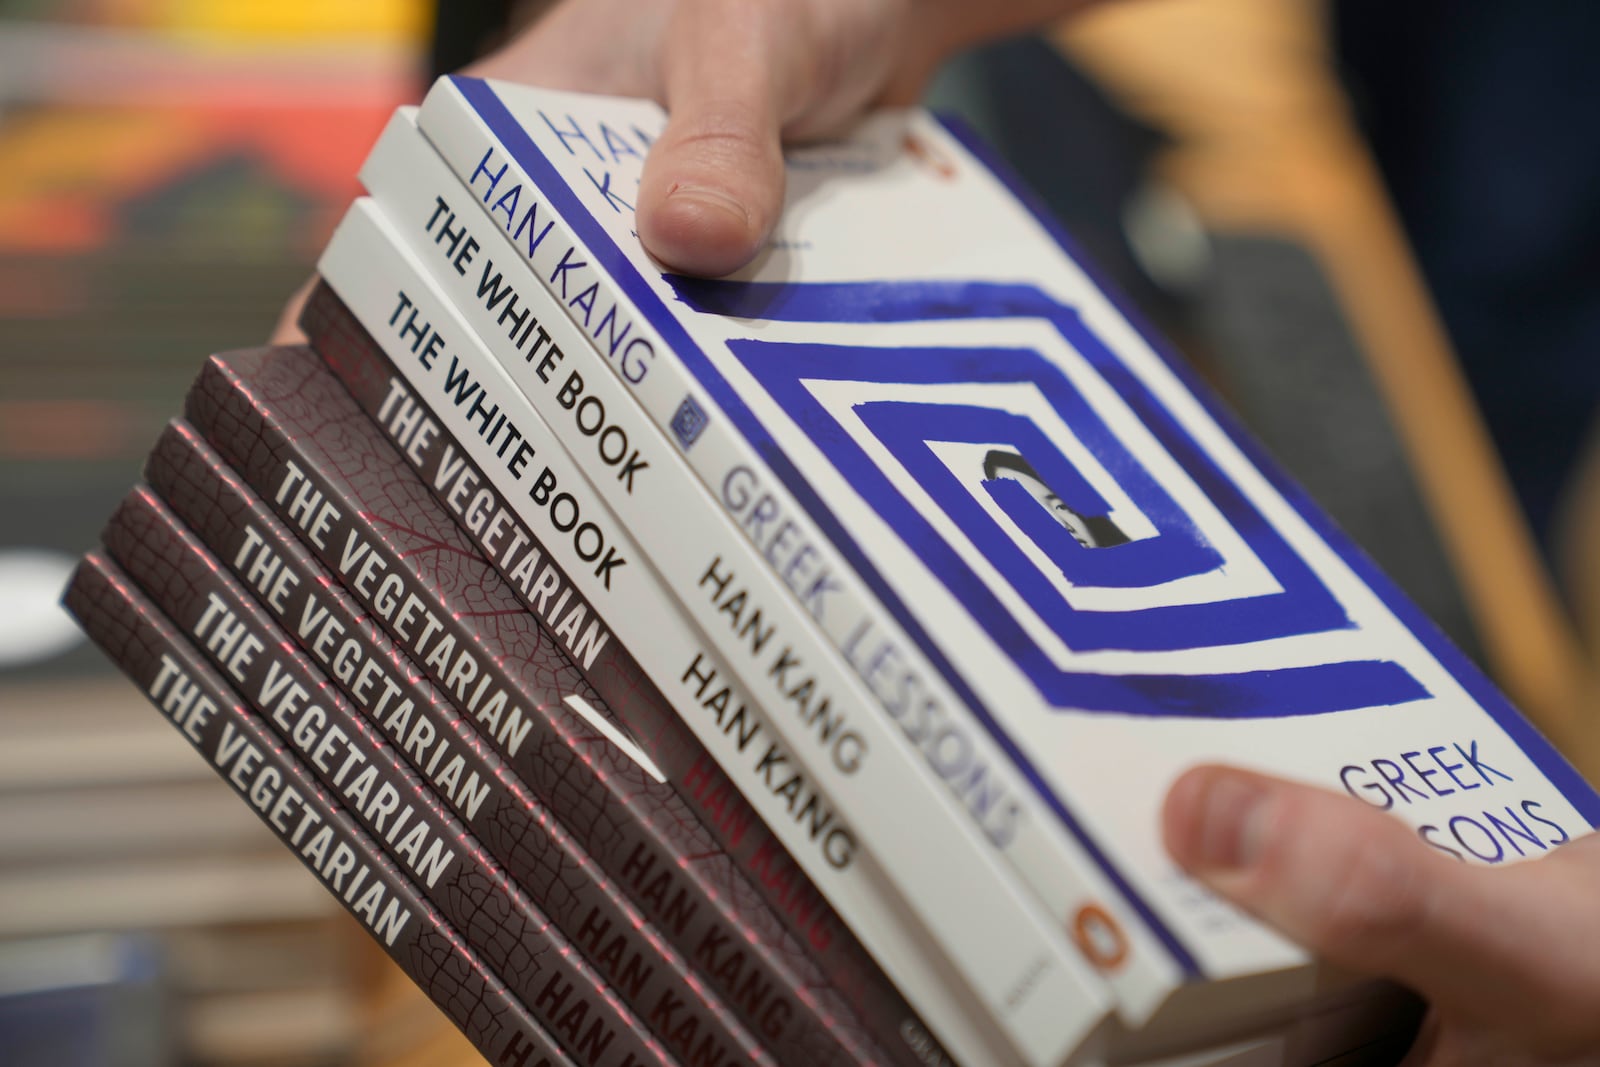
top-left (469, 0), bottom-right (1099, 277)
top-left (1164, 766), bottom-right (1600, 1065)
top-left (272, 0), bottom-right (1094, 342)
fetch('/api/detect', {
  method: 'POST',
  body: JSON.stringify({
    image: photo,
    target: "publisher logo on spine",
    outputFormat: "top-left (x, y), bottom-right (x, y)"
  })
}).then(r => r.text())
top-left (671, 395), bottom-right (709, 450)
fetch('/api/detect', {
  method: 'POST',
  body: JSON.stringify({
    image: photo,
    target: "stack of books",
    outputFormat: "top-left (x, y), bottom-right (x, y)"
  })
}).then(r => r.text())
top-left (64, 76), bottom-right (1600, 1067)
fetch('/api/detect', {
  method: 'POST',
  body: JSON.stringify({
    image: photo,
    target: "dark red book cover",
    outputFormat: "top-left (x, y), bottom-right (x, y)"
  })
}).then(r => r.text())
top-left (148, 392), bottom-right (898, 1065)
top-left (101, 488), bottom-right (727, 1067)
top-left (62, 550), bottom-right (574, 1067)
top-left (107, 483), bottom-right (771, 1066)
top-left (297, 287), bottom-right (956, 1067)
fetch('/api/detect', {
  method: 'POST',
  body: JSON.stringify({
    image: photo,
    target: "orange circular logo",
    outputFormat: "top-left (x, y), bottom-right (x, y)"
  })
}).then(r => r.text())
top-left (1071, 903), bottom-right (1129, 971)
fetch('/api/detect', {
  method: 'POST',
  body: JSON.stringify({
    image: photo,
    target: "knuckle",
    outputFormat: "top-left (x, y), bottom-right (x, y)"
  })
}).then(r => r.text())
top-left (1308, 839), bottom-right (1429, 956)
top-left (670, 111), bottom-right (776, 167)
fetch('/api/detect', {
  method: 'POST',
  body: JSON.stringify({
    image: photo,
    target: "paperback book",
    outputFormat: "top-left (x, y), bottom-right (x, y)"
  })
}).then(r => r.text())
top-left (62, 552), bottom-right (577, 1067)
top-left (99, 484), bottom-right (754, 1067)
top-left (152, 351), bottom-right (920, 1067)
top-left (312, 191), bottom-right (1091, 1066)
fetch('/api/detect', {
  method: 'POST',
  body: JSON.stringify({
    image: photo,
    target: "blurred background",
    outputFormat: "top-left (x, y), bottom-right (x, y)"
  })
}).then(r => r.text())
top-left (0, 2), bottom-right (437, 1065)
top-left (1, 0), bottom-right (1596, 1064)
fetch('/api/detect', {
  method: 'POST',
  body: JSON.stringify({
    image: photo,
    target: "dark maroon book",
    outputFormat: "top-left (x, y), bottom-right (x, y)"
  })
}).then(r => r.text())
top-left (62, 550), bottom-right (575, 1067)
top-left (153, 351), bottom-right (911, 1065)
top-left (102, 488), bottom-right (742, 1067)
top-left (107, 483), bottom-right (771, 1065)
top-left (297, 286), bottom-right (955, 1067)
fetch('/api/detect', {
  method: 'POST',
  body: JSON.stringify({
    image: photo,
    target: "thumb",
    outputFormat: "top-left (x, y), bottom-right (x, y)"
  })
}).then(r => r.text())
top-left (1162, 764), bottom-right (1600, 1041)
top-left (636, 1), bottom-right (803, 277)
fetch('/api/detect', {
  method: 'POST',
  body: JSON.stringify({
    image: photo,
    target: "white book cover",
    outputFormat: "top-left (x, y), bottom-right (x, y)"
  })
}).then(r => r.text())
top-left (418, 75), bottom-right (1600, 1020)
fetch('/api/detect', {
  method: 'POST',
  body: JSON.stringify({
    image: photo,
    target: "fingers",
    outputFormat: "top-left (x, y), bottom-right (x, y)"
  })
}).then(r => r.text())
top-left (472, 0), bottom-right (915, 276)
top-left (636, 1), bottom-right (806, 276)
top-left (1160, 764), bottom-right (1600, 1034)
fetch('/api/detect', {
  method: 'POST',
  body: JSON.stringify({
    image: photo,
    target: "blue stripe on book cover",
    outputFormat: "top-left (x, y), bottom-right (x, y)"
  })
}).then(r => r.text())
top-left (932, 112), bottom-right (1600, 829)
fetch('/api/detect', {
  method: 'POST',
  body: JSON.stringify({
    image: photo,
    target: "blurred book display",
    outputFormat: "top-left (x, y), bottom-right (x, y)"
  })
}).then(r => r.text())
top-left (0, 6), bottom-right (418, 1065)
top-left (61, 76), bottom-right (1600, 1066)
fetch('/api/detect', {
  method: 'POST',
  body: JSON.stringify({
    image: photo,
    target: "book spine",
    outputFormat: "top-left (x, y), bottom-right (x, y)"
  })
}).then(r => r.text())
top-left (102, 488), bottom-right (746, 1067)
top-left (62, 551), bottom-right (578, 1067)
top-left (112, 479), bottom-right (843, 1067)
top-left (153, 359), bottom-right (928, 1067)
top-left (295, 287), bottom-right (975, 1067)
top-left (298, 233), bottom-right (1000, 1067)
top-left (318, 191), bottom-right (1107, 1067)
top-left (108, 483), bottom-right (812, 1067)
top-left (407, 87), bottom-right (1173, 1019)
